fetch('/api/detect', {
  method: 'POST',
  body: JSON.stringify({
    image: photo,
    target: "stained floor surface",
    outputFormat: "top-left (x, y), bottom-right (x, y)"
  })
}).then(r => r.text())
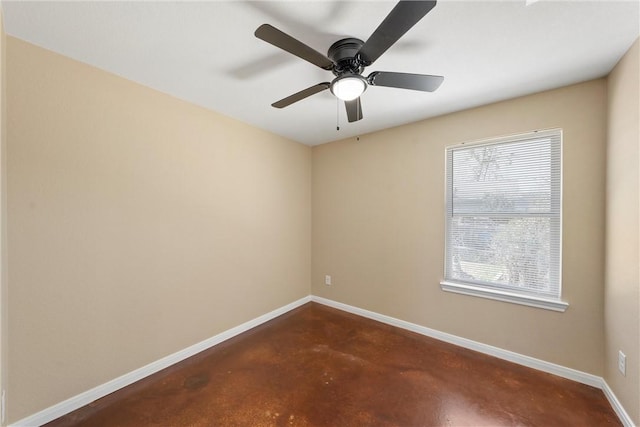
top-left (46, 302), bottom-right (621, 426)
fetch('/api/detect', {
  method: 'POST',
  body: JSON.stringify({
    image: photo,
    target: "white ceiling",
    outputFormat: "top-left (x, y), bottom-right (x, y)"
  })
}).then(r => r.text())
top-left (2, 1), bottom-right (639, 146)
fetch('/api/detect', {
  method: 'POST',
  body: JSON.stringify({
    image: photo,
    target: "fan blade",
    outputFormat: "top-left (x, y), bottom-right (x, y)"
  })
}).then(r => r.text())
top-left (272, 83), bottom-right (331, 108)
top-left (358, 1), bottom-right (437, 65)
top-left (368, 71), bottom-right (443, 92)
top-left (345, 98), bottom-right (363, 122)
top-left (255, 24), bottom-right (334, 70)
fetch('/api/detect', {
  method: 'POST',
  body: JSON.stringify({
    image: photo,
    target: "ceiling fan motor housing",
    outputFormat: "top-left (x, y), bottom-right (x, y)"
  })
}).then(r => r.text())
top-left (328, 38), bottom-right (366, 76)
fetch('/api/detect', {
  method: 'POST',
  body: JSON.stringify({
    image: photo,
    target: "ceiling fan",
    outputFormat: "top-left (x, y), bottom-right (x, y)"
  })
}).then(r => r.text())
top-left (254, 0), bottom-right (443, 123)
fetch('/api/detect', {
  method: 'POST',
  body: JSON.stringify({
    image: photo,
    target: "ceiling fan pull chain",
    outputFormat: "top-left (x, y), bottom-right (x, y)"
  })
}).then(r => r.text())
top-left (336, 98), bottom-right (340, 131)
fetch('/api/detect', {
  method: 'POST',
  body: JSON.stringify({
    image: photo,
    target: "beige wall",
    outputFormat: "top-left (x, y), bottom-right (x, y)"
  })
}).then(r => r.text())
top-left (0, 12), bottom-right (6, 427)
top-left (5, 37), bottom-right (311, 423)
top-left (313, 79), bottom-right (607, 375)
top-left (605, 38), bottom-right (639, 425)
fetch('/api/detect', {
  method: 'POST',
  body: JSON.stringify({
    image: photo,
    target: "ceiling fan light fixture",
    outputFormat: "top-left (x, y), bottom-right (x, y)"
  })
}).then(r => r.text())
top-left (256, 1), bottom-right (442, 122)
top-left (331, 74), bottom-right (367, 101)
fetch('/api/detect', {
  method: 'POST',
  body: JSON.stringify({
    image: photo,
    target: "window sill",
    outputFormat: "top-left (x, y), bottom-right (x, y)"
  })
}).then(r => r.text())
top-left (440, 281), bottom-right (569, 312)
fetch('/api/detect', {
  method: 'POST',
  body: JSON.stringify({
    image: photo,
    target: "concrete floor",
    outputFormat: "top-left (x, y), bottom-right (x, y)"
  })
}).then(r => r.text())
top-left (45, 302), bottom-right (621, 426)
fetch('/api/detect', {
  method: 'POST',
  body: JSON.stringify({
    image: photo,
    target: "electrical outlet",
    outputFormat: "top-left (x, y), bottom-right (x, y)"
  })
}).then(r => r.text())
top-left (618, 351), bottom-right (626, 376)
top-left (325, 275), bottom-right (332, 286)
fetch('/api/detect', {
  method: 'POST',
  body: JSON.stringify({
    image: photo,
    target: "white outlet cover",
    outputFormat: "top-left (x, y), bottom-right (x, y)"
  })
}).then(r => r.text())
top-left (618, 351), bottom-right (626, 376)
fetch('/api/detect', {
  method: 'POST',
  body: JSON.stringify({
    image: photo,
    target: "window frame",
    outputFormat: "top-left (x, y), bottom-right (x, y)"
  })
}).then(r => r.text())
top-left (440, 129), bottom-right (568, 312)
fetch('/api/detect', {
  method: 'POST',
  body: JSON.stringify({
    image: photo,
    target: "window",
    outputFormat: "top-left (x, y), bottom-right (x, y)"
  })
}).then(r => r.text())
top-left (441, 129), bottom-right (567, 312)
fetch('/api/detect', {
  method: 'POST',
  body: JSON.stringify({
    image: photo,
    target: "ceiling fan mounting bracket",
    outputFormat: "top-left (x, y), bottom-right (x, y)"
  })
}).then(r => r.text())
top-left (327, 38), bottom-right (365, 76)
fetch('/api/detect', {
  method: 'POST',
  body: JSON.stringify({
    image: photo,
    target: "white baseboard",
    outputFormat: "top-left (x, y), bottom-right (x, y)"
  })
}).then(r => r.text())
top-left (311, 296), bottom-right (602, 387)
top-left (601, 380), bottom-right (636, 427)
top-left (312, 296), bottom-right (636, 426)
top-left (10, 296), bottom-right (312, 427)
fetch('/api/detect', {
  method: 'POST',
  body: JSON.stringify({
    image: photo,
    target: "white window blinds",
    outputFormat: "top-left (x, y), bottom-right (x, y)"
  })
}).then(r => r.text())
top-left (444, 129), bottom-right (562, 301)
